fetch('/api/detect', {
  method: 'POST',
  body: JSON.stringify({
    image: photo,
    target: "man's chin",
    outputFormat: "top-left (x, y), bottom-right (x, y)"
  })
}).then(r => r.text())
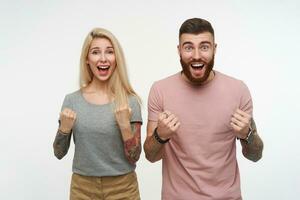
top-left (186, 68), bottom-right (213, 84)
top-left (191, 78), bottom-right (206, 84)
top-left (184, 74), bottom-right (205, 84)
top-left (189, 69), bottom-right (206, 80)
top-left (191, 71), bottom-right (205, 78)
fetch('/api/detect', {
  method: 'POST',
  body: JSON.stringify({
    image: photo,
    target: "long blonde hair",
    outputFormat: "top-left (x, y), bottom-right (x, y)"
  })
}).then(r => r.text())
top-left (79, 28), bottom-right (140, 109)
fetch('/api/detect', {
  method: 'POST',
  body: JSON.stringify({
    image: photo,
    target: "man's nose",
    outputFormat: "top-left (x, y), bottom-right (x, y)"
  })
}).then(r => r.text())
top-left (193, 49), bottom-right (201, 60)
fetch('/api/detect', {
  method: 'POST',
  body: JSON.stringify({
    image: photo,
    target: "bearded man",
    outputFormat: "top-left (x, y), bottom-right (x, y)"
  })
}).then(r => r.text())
top-left (144, 18), bottom-right (264, 200)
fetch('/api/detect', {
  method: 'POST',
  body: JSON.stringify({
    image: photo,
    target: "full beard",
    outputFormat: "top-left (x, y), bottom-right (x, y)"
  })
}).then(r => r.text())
top-left (180, 55), bottom-right (214, 85)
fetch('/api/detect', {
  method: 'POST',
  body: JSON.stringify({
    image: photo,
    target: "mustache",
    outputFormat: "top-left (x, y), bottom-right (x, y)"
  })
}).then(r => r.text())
top-left (179, 56), bottom-right (205, 63)
top-left (190, 59), bottom-right (205, 63)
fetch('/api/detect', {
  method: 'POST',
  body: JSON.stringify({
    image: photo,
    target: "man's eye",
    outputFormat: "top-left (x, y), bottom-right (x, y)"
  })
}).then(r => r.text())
top-left (201, 45), bottom-right (209, 51)
top-left (184, 46), bottom-right (193, 51)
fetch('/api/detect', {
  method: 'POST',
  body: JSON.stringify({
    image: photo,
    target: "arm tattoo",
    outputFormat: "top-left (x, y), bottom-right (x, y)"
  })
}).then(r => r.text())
top-left (241, 118), bottom-right (264, 162)
top-left (53, 130), bottom-right (72, 160)
top-left (143, 133), bottom-right (164, 162)
top-left (124, 123), bottom-right (142, 164)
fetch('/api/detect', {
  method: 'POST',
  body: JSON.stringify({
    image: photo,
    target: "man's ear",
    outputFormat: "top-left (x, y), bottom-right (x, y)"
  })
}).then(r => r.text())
top-left (214, 43), bottom-right (217, 55)
top-left (177, 44), bottom-right (180, 56)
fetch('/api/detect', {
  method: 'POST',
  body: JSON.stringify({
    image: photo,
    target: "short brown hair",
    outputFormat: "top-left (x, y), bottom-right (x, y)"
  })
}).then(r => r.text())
top-left (179, 18), bottom-right (214, 38)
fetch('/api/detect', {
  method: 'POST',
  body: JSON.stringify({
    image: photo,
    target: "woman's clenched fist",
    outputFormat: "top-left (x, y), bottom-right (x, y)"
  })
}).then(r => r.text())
top-left (59, 108), bottom-right (77, 134)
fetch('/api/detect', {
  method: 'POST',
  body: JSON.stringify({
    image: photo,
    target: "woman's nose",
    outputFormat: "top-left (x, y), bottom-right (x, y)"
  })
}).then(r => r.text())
top-left (99, 53), bottom-right (107, 62)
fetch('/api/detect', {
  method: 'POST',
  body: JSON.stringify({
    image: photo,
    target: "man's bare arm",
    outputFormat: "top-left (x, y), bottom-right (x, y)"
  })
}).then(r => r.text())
top-left (143, 121), bottom-right (164, 162)
top-left (240, 118), bottom-right (264, 162)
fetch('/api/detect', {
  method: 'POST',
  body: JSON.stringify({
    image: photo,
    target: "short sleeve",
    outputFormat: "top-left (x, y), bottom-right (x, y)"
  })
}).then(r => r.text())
top-left (61, 94), bottom-right (73, 111)
top-left (239, 81), bottom-right (253, 116)
top-left (147, 83), bottom-right (163, 122)
top-left (129, 96), bottom-right (143, 124)
top-left (58, 94), bottom-right (73, 125)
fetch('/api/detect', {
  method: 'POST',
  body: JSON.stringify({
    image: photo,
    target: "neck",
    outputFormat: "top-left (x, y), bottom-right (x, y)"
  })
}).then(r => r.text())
top-left (86, 77), bottom-right (110, 94)
top-left (204, 70), bottom-right (215, 84)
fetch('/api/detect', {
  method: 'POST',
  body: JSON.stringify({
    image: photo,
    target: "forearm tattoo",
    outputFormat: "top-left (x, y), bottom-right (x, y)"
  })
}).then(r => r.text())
top-left (143, 133), bottom-right (164, 162)
top-left (53, 130), bottom-right (72, 159)
top-left (124, 123), bottom-right (142, 164)
top-left (241, 118), bottom-right (264, 162)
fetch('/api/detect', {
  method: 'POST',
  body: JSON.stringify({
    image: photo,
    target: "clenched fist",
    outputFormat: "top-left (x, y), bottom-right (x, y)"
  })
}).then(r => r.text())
top-left (59, 108), bottom-right (77, 134)
top-left (230, 108), bottom-right (251, 139)
top-left (115, 106), bottom-right (132, 130)
top-left (156, 110), bottom-right (180, 140)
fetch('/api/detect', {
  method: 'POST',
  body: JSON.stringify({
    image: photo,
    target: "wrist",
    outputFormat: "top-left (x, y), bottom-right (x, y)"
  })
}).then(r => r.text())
top-left (241, 127), bottom-right (254, 144)
top-left (153, 128), bottom-right (170, 144)
top-left (58, 128), bottom-right (71, 135)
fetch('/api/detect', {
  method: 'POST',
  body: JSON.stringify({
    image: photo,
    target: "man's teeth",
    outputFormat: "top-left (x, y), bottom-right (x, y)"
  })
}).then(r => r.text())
top-left (191, 63), bottom-right (204, 68)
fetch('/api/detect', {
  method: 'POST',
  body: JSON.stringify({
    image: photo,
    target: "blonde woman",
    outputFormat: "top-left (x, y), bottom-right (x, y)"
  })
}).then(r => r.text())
top-left (53, 28), bottom-right (142, 200)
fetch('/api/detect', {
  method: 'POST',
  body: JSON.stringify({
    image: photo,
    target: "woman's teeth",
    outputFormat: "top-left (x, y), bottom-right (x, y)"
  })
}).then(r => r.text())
top-left (97, 66), bottom-right (109, 70)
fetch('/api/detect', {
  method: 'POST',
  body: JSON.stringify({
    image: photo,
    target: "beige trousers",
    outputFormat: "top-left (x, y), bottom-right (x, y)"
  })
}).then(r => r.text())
top-left (70, 171), bottom-right (140, 200)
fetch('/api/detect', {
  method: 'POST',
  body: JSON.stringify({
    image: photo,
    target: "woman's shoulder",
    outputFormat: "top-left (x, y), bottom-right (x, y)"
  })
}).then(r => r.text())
top-left (128, 94), bottom-right (140, 103)
top-left (128, 94), bottom-right (142, 108)
top-left (65, 90), bottom-right (80, 98)
top-left (63, 90), bottom-right (81, 102)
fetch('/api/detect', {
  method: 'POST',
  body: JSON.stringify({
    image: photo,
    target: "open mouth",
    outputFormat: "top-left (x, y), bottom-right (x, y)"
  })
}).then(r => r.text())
top-left (191, 63), bottom-right (204, 69)
top-left (97, 66), bottom-right (110, 71)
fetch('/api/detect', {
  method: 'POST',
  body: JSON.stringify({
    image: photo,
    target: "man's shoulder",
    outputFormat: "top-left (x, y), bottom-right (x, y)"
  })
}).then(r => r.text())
top-left (152, 72), bottom-right (180, 87)
top-left (216, 71), bottom-right (249, 91)
top-left (216, 71), bottom-right (245, 85)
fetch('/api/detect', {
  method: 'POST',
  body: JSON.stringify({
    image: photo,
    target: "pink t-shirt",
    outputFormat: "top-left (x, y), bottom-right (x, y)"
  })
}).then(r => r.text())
top-left (148, 71), bottom-right (252, 200)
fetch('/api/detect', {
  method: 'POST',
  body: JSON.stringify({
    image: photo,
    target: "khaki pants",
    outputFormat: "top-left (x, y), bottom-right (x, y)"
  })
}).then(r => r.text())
top-left (70, 171), bottom-right (140, 200)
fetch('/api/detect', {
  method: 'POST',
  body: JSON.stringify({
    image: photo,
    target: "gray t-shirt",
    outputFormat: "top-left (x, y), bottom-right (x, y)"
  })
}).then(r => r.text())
top-left (54, 90), bottom-right (142, 177)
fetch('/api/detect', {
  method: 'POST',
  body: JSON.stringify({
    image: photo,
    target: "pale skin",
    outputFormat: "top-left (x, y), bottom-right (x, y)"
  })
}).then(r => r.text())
top-left (114, 106), bottom-right (142, 163)
top-left (58, 108), bottom-right (77, 134)
top-left (55, 37), bottom-right (141, 164)
top-left (144, 32), bottom-right (263, 162)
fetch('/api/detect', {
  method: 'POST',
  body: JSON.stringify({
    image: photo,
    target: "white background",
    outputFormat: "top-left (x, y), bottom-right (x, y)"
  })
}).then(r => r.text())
top-left (1, 0), bottom-right (299, 199)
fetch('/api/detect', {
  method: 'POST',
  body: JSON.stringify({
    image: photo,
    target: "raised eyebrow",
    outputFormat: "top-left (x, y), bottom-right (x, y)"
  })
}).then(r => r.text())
top-left (200, 41), bottom-right (213, 45)
top-left (90, 47), bottom-right (100, 51)
top-left (89, 46), bottom-right (114, 51)
top-left (182, 41), bottom-right (193, 46)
